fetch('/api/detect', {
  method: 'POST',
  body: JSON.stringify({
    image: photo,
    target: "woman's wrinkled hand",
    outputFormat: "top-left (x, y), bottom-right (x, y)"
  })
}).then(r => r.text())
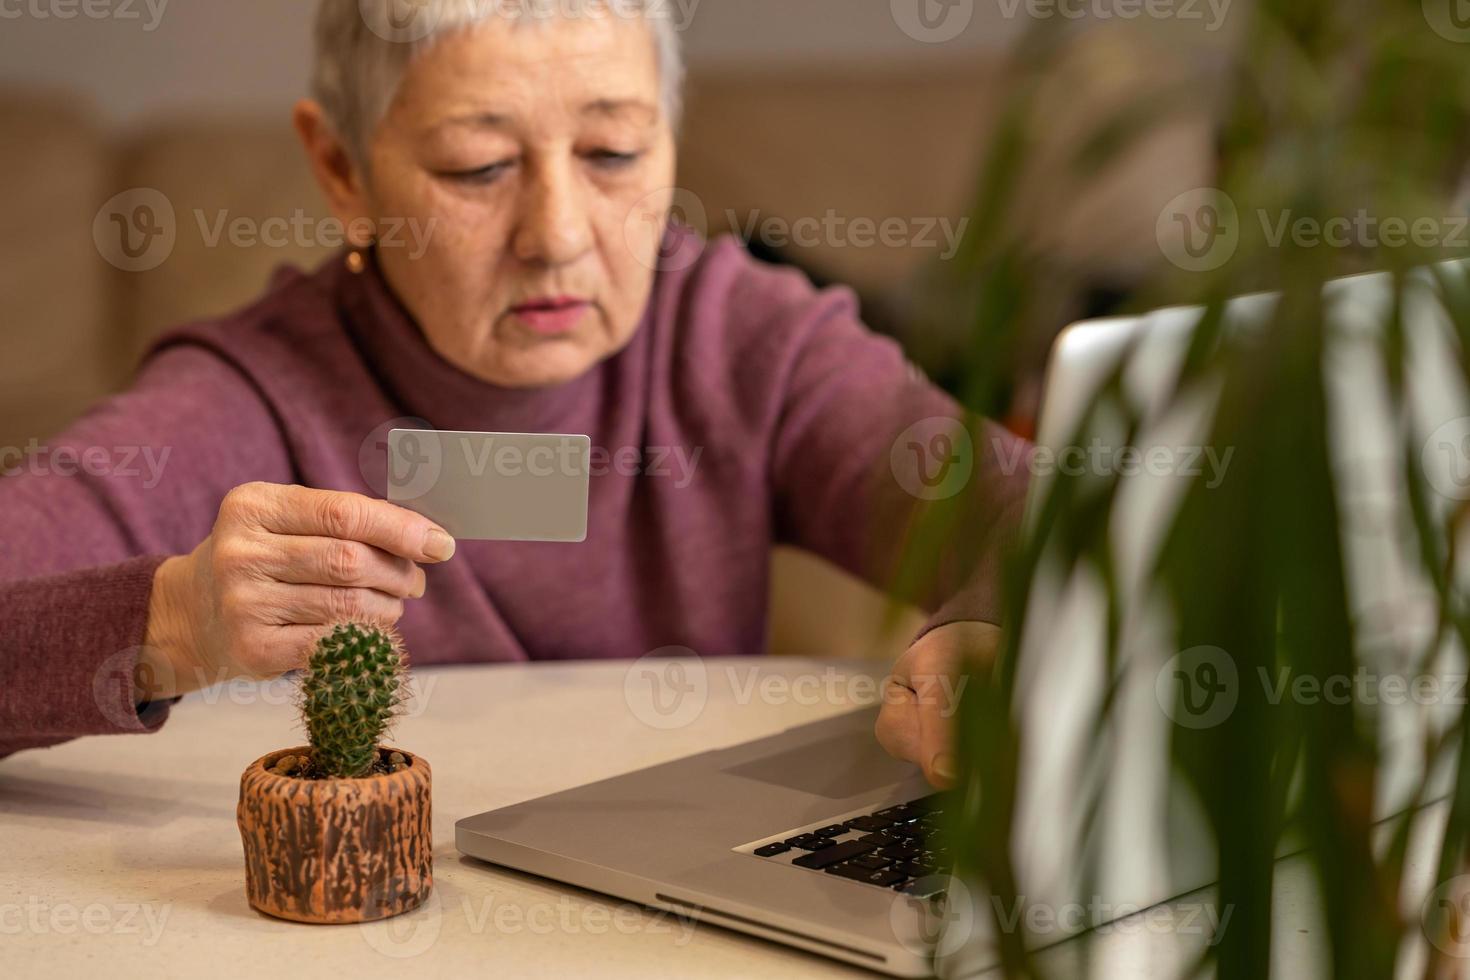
top-left (137, 483), bottom-right (456, 700)
top-left (875, 621), bottom-right (1000, 789)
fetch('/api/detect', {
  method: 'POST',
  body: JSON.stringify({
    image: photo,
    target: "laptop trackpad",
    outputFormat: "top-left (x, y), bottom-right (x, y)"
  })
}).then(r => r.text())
top-left (722, 732), bottom-right (919, 799)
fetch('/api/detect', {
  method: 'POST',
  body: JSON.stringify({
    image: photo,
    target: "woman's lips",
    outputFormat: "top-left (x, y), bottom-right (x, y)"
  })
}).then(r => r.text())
top-left (509, 296), bottom-right (592, 336)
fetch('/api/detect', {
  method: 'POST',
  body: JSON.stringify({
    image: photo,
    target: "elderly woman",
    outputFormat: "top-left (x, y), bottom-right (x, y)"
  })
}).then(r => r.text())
top-left (0, 0), bottom-right (1027, 786)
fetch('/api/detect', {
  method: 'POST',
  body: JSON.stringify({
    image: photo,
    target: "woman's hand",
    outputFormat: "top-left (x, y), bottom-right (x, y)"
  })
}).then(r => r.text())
top-left (875, 621), bottom-right (1000, 789)
top-left (135, 483), bottom-right (456, 701)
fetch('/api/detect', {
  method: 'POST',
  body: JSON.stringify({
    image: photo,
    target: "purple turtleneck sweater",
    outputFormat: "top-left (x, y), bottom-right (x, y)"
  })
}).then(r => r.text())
top-left (0, 231), bottom-right (1029, 759)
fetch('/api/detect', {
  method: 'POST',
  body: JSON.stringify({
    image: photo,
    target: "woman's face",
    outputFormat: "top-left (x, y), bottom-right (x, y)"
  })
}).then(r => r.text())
top-left (356, 16), bottom-right (676, 388)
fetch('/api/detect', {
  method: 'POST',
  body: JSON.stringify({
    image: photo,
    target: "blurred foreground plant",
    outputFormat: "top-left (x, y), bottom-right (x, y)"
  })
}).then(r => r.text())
top-left (900, 2), bottom-right (1470, 977)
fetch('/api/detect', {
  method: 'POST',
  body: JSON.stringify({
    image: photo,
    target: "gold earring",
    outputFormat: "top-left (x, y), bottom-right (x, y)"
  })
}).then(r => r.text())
top-left (346, 249), bottom-right (367, 274)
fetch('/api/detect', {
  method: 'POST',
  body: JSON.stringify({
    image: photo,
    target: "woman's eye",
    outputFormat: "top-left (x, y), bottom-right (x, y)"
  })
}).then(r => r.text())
top-left (442, 160), bottom-right (515, 184)
top-left (585, 149), bottom-right (642, 170)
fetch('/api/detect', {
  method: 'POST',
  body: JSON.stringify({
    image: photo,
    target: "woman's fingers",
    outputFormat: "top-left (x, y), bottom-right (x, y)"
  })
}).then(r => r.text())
top-left (256, 582), bottom-right (406, 628)
top-left (238, 483), bottom-right (456, 564)
top-left (912, 668), bottom-right (959, 788)
top-left (875, 680), bottom-right (922, 764)
top-left (263, 535), bottom-right (426, 598)
top-left (886, 641), bottom-right (959, 788)
top-left (176, 483), bottom-right (446, 688)
top-left (877, 622), bottom-right (1001, 789)
top-left (249, 625), bottom-right (339, 678)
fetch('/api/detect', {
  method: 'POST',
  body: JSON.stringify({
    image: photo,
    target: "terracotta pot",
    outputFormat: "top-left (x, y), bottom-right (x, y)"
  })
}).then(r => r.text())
top-left (237, 745), bottom-right (432, 924)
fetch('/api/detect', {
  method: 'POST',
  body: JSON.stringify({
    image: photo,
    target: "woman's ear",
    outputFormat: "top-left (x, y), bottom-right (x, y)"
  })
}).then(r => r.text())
top-left (293, 99), bottom-right (374, 246)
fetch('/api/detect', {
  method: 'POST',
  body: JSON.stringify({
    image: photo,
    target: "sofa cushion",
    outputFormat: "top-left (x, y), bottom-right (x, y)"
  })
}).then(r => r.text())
top-left (114, 120), bottom-right (335, 361)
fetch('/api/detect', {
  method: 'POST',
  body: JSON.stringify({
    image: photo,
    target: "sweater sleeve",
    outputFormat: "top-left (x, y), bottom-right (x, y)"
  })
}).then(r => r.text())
top-left (764, 281), bottom-right (1033, 634)
top-left (0, 345), bottom-right (294, 759)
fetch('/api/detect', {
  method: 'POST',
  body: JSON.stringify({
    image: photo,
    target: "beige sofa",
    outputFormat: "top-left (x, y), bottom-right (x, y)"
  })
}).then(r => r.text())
top-left (0, 48), bottom-right (1211, 660)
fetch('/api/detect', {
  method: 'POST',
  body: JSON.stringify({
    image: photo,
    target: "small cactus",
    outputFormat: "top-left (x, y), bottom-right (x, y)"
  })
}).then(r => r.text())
top-left (299, 623), bottom-right (407, 778)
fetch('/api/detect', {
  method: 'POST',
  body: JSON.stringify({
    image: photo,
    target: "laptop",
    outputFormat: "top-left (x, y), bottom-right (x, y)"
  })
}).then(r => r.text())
top-left (457, 263), bottom-right (1467, 976)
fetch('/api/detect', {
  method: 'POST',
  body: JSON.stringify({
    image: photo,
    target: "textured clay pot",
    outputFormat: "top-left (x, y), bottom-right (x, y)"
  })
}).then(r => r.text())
top-left (237, 746), bottom-right (432, 924)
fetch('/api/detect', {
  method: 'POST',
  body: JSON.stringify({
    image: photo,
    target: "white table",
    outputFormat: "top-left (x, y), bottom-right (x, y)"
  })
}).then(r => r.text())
top-left (0, 659), bottom-right (1449, 978)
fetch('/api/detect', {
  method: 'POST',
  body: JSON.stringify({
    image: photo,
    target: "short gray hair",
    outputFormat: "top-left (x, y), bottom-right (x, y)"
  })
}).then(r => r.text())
top-left (312, 0), bottom-right (686, 160)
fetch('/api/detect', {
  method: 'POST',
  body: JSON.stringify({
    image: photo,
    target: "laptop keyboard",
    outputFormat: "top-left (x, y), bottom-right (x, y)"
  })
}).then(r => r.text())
top-left (739, 794), bottom-right (951, 897)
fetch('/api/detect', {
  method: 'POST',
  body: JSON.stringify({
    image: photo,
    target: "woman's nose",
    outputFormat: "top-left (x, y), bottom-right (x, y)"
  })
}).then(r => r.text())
top-left (512, 162), bottom-right (593, 267)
